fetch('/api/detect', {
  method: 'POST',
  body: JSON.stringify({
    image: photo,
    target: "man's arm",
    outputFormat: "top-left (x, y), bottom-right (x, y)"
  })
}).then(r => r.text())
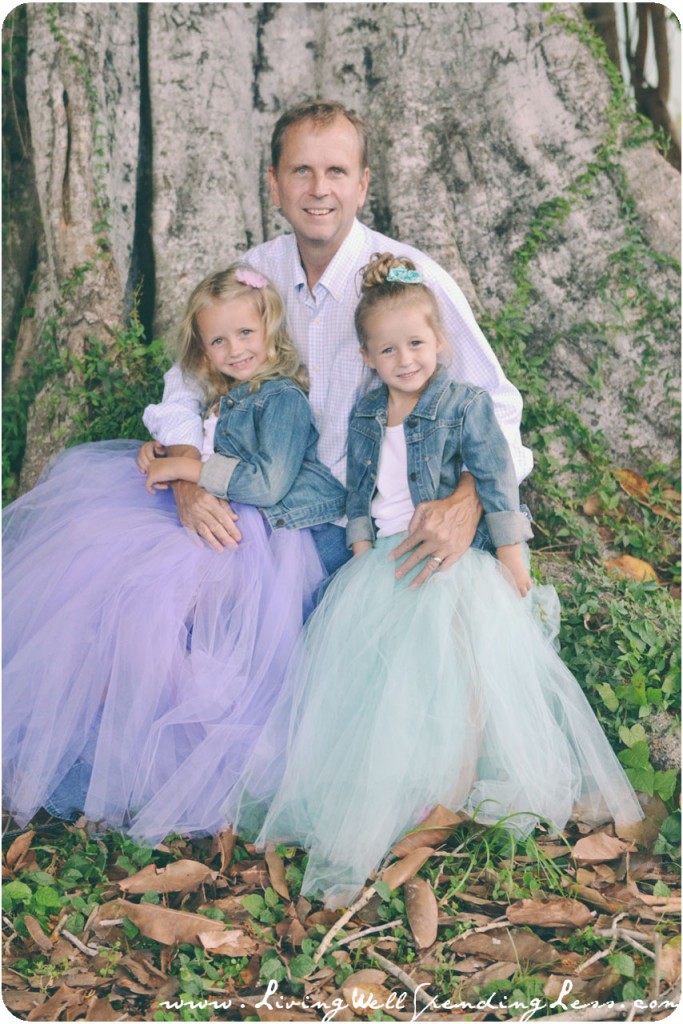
top-left (166, 445), bottom-right (241, 552)
top-left (142, 366), bottom-right (240, 550)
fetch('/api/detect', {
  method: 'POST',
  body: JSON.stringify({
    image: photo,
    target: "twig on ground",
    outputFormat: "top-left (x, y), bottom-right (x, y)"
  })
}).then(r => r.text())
top-left (576, 936), bottom-right (617, 974)
top-left (60, 928), bottom-right (99, 957)
top-left (313, 885), bottom-right (378, 963)
top-left (335, 918), bottom-right (403, 948)
top-left (596, 927), bottom-right (656, 960)
top-left (366, 946), bottom-right (433, 1007)
top-left (653, 932), bottom-right (662, 1001)
top-left (97, 918), bottom-right (125, 928)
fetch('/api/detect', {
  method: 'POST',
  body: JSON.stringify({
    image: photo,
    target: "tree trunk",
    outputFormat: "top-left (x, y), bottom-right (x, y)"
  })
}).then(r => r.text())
top-left (5, 2), bottom-right (680, 493)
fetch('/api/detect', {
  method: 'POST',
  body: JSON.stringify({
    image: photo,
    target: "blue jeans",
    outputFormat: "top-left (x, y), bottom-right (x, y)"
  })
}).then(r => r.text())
top-left (309, 523), bottom-right (352, 577)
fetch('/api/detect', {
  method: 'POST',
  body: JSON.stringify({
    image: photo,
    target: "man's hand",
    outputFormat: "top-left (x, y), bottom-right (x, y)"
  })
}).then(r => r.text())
top-left (390, 473), bottom-right (482, 588)
top-left (167, 445), bottom-right (241, 552)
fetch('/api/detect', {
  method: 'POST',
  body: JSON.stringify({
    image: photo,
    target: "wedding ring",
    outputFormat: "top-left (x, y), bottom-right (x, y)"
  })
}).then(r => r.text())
top-left (430, 556), bottom-right (443, 565)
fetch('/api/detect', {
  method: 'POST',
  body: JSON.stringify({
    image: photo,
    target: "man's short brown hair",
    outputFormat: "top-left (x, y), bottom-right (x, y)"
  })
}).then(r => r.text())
top-left (270, 99), bottom-right (369, 170)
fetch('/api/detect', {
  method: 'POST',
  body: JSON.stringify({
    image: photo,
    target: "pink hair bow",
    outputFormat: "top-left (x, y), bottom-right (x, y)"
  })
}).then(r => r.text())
top-left (235, 267), bottom-right (268, 289)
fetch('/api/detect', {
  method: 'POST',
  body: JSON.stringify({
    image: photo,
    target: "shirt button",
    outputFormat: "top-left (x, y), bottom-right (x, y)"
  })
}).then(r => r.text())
top-left (410, 472), bottom-right (417, 481)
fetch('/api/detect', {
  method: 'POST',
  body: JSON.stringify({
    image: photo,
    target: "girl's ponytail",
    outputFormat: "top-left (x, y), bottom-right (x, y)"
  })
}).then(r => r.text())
top-left (355, 253), bottom-right (445, 353)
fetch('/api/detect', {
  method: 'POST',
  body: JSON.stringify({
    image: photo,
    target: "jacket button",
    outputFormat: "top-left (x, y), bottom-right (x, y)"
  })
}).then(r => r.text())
top-left (276, 518), bottom-right (285, 527)
top-left (406, 416), bottom-right (417, 427)
top-left (227, 398), bottom-right (234, 407)
top-left (410, 472), bottom-right (417, 481)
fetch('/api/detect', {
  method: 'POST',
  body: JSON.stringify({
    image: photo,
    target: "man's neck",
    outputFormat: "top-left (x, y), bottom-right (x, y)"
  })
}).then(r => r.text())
top-left (297, 227), bottom-right (353, 291)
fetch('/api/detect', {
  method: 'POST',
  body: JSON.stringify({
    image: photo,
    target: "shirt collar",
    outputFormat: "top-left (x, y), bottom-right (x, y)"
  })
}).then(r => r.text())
top-left (293, 219), bottom-right (365, 303)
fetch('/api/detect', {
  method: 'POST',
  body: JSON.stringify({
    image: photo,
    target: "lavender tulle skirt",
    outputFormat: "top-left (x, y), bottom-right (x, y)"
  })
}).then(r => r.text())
top-left (3, 441), bottom-right (325, 842)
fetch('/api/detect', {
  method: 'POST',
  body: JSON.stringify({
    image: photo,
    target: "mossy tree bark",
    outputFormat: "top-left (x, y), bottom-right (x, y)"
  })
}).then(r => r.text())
top-left (4, 2), bottom-right (679, 493)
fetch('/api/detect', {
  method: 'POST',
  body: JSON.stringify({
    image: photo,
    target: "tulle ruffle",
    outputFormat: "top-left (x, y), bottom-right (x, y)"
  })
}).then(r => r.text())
top-left (3, 441), bottom-right (325, 841)
top-left (225, 537), bottom-right (643, 908)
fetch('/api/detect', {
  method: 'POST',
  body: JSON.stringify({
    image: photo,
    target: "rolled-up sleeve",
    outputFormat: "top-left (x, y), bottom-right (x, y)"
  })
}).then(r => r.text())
top-left (142, 365), bottom-right (205, 450)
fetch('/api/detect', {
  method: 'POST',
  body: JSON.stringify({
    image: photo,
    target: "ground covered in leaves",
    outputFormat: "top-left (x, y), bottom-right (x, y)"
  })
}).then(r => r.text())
top-left (2, 800), bottom-right (680, 1023)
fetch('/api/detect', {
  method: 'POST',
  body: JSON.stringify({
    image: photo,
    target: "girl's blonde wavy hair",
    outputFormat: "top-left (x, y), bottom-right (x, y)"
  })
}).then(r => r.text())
top-left (177, 264), bottom-right (309, 403)
top-left (354, 252), bottom-right (448, 356)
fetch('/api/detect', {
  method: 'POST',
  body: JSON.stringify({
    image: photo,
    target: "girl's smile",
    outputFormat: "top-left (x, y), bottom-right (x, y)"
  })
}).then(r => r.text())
top-left (197, 297), bottom-right (270, 382)
top-left (361, 302), bottom-right (445, 400)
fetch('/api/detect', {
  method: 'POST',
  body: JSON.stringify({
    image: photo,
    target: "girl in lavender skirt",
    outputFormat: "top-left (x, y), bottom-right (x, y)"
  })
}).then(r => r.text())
top-left (3, 264), bottom-right (345, 842)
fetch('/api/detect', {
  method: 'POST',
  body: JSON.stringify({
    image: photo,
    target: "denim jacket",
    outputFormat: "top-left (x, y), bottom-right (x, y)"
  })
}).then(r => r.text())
top-left (198, 378), bottom-right (347, 530)
top-left (346, 369), bottom-right (533, 549)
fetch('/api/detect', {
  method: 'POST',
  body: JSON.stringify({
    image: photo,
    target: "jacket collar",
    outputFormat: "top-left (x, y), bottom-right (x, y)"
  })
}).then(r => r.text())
top-left (355, 367), bottom-right (452, 421)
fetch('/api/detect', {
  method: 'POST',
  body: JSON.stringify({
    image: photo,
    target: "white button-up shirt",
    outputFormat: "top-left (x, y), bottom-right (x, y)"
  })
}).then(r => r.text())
top-left (143, 219), bottom-right (532, 485)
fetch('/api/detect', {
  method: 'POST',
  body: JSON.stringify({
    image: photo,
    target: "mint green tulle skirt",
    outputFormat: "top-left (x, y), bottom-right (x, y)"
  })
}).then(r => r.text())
top-left (225, 538), bottom-right (642, 908)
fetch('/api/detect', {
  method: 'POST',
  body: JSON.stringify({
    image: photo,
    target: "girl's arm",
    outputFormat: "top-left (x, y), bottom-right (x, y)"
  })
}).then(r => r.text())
top-left (199, 387), bottom-right (312, 506)
top-left (496, 544), bottom-right (532, 597)
top-left (146, 456), bottom-right (201, 493)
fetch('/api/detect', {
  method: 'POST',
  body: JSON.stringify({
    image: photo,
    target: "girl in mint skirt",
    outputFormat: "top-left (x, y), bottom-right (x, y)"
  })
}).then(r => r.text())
top-left (226, 253), bottom-right (642, 909)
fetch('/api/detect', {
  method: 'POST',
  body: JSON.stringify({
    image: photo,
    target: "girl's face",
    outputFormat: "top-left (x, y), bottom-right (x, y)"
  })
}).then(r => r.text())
top-left (197, 296), bottom-right (270, 382)
top-left (361, 300), bottom-right (444, 397)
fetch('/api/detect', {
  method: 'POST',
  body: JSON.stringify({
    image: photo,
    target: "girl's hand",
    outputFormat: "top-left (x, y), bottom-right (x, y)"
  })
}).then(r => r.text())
top-left (146, 456), bottom-right (202, 494)
top-left (146, 460), bottom-right (175, 493)
top-left (137, 440), bottom-right (166, 473)
top-left (352, 540), bottom-right (372, 557)
top-left (496, 544), bottom-right (532, 597)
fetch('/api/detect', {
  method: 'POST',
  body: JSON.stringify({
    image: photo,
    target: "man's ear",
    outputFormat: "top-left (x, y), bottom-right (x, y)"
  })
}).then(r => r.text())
top-left (268, 165), bottom-right (281, 208)
top-left (357, 167), bottom-right (370, 209)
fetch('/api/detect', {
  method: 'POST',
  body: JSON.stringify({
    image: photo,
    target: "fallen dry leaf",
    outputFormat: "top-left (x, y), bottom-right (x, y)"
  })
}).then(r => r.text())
top-left (265, 847), bottom-right (290, 901)
top-left (116, 900), bottom-right (230, 946)
top-left (24, 914), bottom-right (53, 953)
top-left (210, 829), bottom-right (236, 873)
top-left (582, 494), bottom-right (602, 516)
top-left (449, 927), bottom-right (560, 965)
top-left (461, 960), bottom-right (516, 998)
top-left (4, 831), bottom-right (35, 872)
top-left (616, 792), bottom-right (669, 850)
top-left (3, 991), bottom-right (46, 1015)
top-left (660, 936), bottom-right (681, 985)
top-left (238, 861), bottom-right (270, 887)
top-left (614, 468), bottom-right (651, 503)
top-left (404, 877), bottom-right (438, 948)
top-left (603, 555), bottom-right (658, 583)
top-left (27, 983), bottom-right (84, 1021)
top-left (391, 804), bottom-right (465, 856)
top-left (507, 897), bottom-right (594, 928)
top-left (381, 846), bottom-right (433, 889)
top-left (119, 858), bottom-right (217, 894)
top-left (342, 973), bottom-right (390, 1018)
top-left (573, 831), bottom-right (630, 865)
top-left (198, 928), bottom-right (259, 956)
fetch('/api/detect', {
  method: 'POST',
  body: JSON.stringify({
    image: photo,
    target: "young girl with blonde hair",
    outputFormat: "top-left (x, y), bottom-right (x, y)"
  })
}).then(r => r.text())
top-left (3, 264), bottom-right (345, 842)
top-left (226, 253), bottom-right (643, 909)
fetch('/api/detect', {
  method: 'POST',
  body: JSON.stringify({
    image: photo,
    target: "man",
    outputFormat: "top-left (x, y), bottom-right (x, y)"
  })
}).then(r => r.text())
top-left (147, 100), bottom-right (532, 585)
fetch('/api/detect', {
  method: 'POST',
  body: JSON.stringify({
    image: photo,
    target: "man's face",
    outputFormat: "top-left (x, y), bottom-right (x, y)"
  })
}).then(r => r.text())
top-left (269, 116), bottom-right (370, 259)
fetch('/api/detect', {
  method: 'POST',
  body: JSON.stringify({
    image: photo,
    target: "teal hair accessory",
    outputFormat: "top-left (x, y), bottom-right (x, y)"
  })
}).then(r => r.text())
top-left (386, 266), bottom-right (423, 285)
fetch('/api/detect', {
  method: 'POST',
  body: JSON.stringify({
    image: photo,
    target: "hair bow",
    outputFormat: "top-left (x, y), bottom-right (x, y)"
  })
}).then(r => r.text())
top-left (386, 266), bottom-right (423, 285)
top-left (235, 267), bottom-right (268, 289)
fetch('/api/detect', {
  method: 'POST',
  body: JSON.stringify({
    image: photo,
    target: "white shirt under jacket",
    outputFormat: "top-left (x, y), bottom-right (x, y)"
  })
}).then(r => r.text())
top-left (143, 219), bottom-right (533, 487)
